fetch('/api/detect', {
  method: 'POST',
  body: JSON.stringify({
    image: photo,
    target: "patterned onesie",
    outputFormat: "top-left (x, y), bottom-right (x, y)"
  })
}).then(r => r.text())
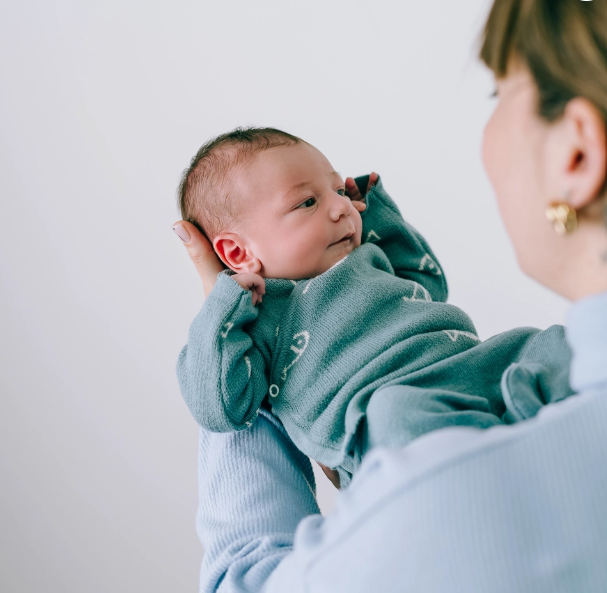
top-left (177, 176), bottom-right (573, 482)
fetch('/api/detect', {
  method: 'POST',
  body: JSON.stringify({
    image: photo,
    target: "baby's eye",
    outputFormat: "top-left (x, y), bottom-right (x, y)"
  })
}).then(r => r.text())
top-left (297, 197), bottom-right (317, 209)
top-left (336, 188), bottom-right (346, 197)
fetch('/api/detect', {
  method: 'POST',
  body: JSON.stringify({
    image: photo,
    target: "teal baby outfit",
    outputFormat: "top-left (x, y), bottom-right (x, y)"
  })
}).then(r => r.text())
top-left (177, 176), bottom-right (572, 481)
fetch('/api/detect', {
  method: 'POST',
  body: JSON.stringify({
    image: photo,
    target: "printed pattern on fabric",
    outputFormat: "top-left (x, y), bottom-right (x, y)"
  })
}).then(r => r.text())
top-left (176, 175), bottom-right (571, 476)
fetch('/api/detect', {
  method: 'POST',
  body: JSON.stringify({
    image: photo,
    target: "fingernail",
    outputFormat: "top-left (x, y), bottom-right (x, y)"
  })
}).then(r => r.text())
top-left (173, 224), bottom-right (191, 243)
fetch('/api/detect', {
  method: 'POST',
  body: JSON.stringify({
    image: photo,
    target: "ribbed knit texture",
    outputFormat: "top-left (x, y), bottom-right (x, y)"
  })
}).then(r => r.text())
top-left (196, 292), bottom-right (607, 593)
top-left (178, 178), bottom-right (573, 475)
top-left (566, 291), bottom-right (607, 391)
top-left (196, 406), bottom-right (318, 593)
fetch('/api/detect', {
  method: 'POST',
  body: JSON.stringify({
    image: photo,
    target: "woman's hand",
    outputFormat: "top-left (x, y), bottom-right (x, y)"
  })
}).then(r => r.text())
top-left (173, 221), bottom-right (226, 297)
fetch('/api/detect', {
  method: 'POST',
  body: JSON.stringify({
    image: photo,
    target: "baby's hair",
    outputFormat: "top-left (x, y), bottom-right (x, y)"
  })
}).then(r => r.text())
top-left (177, 126), bottom-right (304, 242)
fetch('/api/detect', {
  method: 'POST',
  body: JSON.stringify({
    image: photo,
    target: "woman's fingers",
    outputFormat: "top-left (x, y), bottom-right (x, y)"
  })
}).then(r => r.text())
top-left (173, 220), bottom-right (225, 296)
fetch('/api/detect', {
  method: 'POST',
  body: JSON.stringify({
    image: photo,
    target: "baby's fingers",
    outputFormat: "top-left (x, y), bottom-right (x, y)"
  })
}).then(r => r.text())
top-left (233, 273), bottom-right (265, 304)
top-left (367, 172), bottom-right (379, 193)
top-left (345, 177), bottom-right (363, 201)
top-left (254, 280), bottom-right (265, 305)
top-left (345, 173), bottom-right (378, 201)
top-left (316, 462), bottom-right (341, 489)
top-left (253, 288), bottom-right (265, 305)
top-left (251, 275), bottom-right (266, 297)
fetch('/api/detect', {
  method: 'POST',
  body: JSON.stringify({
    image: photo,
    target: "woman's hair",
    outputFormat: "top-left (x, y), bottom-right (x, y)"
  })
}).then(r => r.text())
top-left (177, 127), bottom-right (303, 242)
top-left (480, 0), bottom-right (607, 122)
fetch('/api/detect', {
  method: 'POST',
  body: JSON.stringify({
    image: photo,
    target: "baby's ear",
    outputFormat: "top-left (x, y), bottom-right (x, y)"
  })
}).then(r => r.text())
top-left (214, 233), bottom-right (261, 273)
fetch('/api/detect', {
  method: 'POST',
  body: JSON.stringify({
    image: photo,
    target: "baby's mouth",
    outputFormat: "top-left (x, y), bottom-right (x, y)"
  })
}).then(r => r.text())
top-left (330, 232), bottom-right (354, 246)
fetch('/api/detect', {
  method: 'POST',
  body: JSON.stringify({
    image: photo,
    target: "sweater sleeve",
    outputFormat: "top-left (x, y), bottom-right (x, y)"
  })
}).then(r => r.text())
top-left (177, 271), bottom-right (270, 432)
top-left (356, 174), bottom-right (449, 302)
top-left (197, 408), bottom-right (319, 593)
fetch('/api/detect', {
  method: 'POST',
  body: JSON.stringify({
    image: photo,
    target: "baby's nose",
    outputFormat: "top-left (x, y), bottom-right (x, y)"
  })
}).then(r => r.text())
top-left (329, 193), bottom-right (352, 220)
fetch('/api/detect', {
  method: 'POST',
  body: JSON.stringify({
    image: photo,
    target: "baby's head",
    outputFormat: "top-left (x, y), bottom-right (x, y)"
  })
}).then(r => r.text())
top-left (178, 127), bottom-right (363, 280)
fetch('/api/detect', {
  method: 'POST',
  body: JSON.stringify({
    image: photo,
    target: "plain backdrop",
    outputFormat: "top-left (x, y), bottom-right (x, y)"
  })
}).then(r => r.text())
top-left (0, 1), bottom-right (569, 591)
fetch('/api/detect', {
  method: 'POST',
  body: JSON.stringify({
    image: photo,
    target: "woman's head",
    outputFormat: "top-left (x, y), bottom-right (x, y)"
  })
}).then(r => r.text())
top-left (480, 0), bottom-right (607, 300)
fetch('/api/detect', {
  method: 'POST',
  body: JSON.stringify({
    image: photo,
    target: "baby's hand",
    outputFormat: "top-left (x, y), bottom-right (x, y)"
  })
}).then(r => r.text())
top-left (316, 462), bottom-right (341, 490)
top-left (231, 272), bottom-right (266, 306)
top-left (344, 172), bottom-right (379, 209)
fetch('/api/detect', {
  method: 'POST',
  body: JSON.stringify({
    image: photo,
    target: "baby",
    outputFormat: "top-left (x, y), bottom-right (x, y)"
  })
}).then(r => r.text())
top-left (176, 127), bottom-right (572, 485)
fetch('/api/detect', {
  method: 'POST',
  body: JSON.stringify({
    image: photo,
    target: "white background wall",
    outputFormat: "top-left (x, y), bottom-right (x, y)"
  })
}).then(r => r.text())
top-left (0, 1), bottom-right (569, 591)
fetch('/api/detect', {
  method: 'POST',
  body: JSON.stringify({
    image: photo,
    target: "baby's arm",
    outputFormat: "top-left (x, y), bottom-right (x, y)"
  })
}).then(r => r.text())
top-left (177, 271), bottom-right (269, 432)
top-left (354, 174), bottom-right (449, 303)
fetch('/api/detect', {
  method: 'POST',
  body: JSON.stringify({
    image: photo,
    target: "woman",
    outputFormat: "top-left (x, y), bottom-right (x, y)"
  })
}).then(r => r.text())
top-left (172, 0), bottom-right (607, 590)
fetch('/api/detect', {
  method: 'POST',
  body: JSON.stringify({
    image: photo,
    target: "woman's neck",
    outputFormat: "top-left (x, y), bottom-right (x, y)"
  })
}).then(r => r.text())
top-left (561, 221), bottom-right (607, 301)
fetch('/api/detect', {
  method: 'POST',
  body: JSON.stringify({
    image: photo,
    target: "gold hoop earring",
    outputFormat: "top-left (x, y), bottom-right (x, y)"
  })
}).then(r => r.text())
top-left (546, 202), bottom-right (577, 235)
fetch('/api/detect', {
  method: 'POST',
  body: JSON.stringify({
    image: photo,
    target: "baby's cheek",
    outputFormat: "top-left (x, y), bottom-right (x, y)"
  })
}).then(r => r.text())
top-left (352, 208), bottom-right (363, 242)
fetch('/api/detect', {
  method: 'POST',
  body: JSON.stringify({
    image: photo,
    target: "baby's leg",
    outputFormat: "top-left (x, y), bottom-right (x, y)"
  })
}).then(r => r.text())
top-left (501, 324), bottom-right (574, 422)
top-left (362, 385), bottom-right (501, 453)
top-left (362, 325), bottom-right (574, 455)
top-left (359, 328), bottom-right (538, 455)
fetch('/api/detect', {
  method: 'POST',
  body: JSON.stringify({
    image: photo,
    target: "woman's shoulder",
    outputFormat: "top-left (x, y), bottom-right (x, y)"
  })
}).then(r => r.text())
top-left (270, 388), bottom-right (607, 592)
top-left (567, 291), bottom-right (607, 393)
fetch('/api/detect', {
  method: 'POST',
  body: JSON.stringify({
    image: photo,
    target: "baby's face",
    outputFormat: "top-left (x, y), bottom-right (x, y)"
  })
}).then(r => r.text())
top-left (227, 143), bottom-right (363, 279)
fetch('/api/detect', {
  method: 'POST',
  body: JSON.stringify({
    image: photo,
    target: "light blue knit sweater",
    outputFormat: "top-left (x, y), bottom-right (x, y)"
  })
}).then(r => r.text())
top-left (196, 292), bottom-right (607, 592)
top-left (178, 177), bottom-right (572, 476)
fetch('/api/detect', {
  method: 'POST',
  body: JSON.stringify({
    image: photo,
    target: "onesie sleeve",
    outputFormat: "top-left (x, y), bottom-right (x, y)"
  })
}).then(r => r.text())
top-left (177, 271), bottom-right (269, 432)
top-left (356, 174), bottom-right (449, 302)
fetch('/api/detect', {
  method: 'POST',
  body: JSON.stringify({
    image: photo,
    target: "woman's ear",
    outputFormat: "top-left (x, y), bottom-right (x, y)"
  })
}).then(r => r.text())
top-left (560, 97), bottom-right (607, 210)
top-left (213, 233), bottom-right (261, 274)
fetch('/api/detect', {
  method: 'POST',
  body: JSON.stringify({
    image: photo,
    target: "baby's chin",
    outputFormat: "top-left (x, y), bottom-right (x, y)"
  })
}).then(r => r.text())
top-left (315, 242), bottom-right (358, 276)
top-left (263, 241), bottom-right (359, 280)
